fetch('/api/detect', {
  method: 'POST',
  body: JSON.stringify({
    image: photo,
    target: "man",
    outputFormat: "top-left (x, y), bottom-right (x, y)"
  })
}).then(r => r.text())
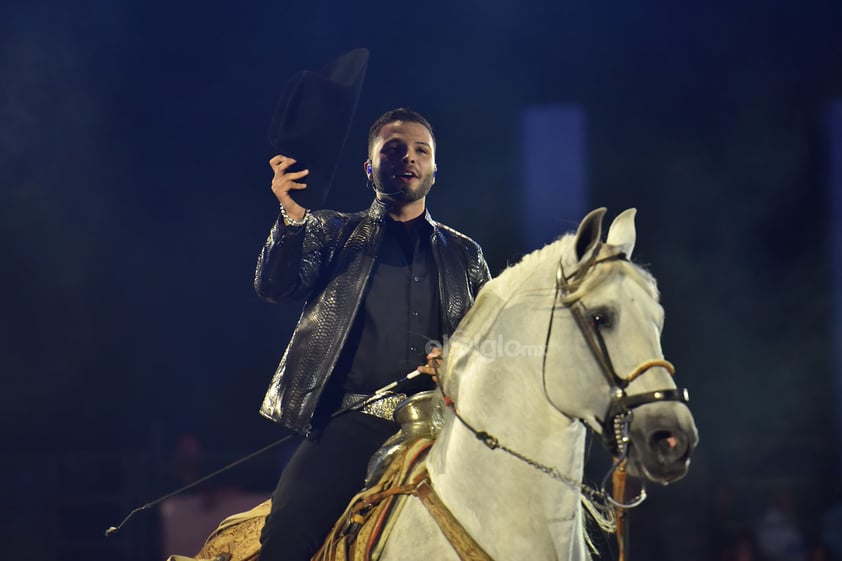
top-left (254, 108), bottom-right (491, 561)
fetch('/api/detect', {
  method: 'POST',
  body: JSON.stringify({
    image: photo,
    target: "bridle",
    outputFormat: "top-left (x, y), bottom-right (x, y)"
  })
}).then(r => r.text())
top-left (441, 243), bottom-right (690, 510)
top-left (551, 244), bottom-right (692, 561)
top-left (553, 246), bottom-right (689, 456)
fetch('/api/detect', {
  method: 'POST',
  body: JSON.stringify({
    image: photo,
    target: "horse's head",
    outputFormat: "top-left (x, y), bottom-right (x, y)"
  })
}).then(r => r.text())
top-left (441, 208), bottom-right (697, 493)
top-left (542, 208), bottom-right (698, 485)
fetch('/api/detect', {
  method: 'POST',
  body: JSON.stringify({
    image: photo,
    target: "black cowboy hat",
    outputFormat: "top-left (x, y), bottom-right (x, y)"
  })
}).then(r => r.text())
top-left (268, 48), bottom-right (369, 210)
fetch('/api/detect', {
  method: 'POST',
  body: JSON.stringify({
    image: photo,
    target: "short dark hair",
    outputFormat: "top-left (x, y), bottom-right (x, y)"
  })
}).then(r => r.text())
top-left (367, 108), bottom-right (435, 155)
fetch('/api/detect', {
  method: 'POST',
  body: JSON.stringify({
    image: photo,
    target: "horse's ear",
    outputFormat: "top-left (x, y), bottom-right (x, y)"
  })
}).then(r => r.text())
top-left (606, 208), bottom-right (637, 259)
top-left (574, 207), bottom-right (607, 263)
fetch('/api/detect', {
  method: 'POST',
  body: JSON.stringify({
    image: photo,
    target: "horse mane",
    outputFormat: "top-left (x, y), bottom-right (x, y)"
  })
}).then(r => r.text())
top-left (440, 235), bottom-right (573, 392)
top-left (486, 234), bottom-right (572, 301)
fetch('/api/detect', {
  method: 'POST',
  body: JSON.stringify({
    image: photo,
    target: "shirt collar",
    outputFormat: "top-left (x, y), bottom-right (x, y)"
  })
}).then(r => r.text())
top-left (368, 199), bottom-right (438, 231)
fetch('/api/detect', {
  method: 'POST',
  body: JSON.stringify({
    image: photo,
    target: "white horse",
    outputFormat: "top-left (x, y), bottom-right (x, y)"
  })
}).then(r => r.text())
top-left (372, 207), bottom-right (698, 561)
top-left (178, 208), bottom-right (698, 561)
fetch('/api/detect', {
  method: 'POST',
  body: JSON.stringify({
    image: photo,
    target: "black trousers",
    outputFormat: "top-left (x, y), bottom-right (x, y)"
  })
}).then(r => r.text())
top-left (257, 411), bottom-right (398, 561)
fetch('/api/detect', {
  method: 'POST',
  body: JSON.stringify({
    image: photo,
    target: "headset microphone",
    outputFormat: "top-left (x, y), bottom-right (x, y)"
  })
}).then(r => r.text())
top-left (371, 183), bottom-right (406, 196)
top-left (366, 160), bottom-right (405, 196)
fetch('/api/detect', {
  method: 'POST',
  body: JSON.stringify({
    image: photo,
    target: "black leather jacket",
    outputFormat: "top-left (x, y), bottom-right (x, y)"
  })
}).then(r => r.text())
top-left (255, 200), bottom-right (491, 436)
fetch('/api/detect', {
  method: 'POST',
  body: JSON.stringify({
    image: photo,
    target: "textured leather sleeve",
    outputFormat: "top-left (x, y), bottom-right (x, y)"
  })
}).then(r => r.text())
top-left (253, 211), bottom-right (348, 303)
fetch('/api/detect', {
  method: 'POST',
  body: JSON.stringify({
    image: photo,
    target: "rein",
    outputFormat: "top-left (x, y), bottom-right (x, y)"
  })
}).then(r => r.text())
top-left (559, 246), bottom-right (690, 560)
top-left (441, 390), bottom-right (612, 509)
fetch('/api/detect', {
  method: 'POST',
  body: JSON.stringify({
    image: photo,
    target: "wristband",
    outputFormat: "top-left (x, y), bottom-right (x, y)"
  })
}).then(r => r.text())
top-left (280, 204), bottom-right (308, 227)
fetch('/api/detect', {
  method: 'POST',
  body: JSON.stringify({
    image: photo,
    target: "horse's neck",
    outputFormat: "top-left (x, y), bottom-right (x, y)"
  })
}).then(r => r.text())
top-left (428, 407), bottom-right (587, 498)
top-left (427, 373), bottom-right (591, 560)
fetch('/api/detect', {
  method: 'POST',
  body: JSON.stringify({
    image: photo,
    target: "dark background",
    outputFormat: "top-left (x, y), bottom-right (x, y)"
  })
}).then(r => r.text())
top-left (2, 1), bottom-right (841, 560)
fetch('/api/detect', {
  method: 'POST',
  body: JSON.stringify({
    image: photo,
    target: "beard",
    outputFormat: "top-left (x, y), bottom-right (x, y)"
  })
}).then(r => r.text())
top-left (372, 172), bottom-right (434, 203)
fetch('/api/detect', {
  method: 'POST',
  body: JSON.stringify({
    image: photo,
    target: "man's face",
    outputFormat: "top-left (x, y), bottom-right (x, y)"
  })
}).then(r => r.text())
top-left (367, 121), bottom-right (436, 203)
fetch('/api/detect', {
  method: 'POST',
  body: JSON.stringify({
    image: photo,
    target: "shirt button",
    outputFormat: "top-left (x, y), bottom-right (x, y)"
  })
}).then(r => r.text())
top-left (410, 345), bottom-right (418, 352)
top-left (413, 276), bottom-right (420, 282)
top-left (411, 311), bottom-right (420, 317)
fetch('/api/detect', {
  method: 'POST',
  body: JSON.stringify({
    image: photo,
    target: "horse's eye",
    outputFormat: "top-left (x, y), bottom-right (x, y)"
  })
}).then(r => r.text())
top-left (591, 309), bottom-right (613, 328)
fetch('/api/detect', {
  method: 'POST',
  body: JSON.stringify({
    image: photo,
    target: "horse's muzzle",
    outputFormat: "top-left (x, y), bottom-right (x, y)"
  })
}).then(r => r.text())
top-left (626, 402), bottom-right (699, 484)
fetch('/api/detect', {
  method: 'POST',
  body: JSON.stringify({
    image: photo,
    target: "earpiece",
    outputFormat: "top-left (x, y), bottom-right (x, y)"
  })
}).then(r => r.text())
top-left (433, 166), bottom-right (437, 179)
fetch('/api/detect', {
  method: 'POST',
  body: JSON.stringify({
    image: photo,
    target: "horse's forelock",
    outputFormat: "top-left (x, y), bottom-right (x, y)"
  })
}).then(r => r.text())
top-left (562, 252), bottom-right (660, 305)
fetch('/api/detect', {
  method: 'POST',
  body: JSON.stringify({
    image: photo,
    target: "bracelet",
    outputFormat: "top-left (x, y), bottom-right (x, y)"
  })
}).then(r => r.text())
top-left (279, 204), bottom-right (308, 227)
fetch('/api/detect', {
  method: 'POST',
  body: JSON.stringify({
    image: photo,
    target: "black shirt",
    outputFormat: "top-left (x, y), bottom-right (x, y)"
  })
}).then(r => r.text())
top-left (331, 213), bottom-right (442, 396)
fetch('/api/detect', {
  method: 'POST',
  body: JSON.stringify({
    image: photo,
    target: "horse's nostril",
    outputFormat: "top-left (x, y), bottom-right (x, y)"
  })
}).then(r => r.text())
top-left (652, 430), bottom-right (679, 450)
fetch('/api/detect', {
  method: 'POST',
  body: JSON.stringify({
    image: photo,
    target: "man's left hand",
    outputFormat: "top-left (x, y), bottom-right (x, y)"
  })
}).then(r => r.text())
top-left (417, 347), bottom-right (443, 384)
